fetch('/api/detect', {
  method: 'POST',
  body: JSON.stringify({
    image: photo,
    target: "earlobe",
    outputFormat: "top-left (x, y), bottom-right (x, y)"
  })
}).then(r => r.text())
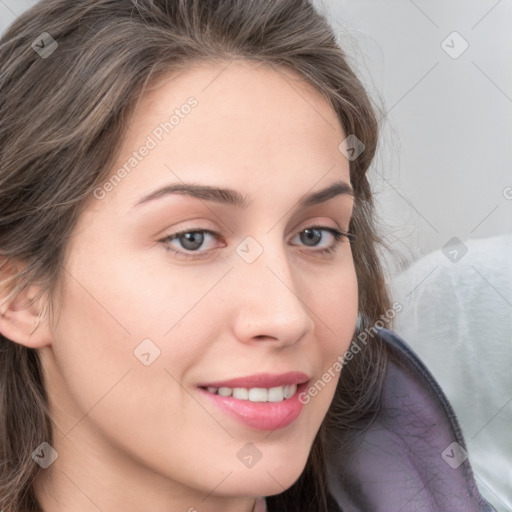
top-left (0, 285), bottom-right (52, 349)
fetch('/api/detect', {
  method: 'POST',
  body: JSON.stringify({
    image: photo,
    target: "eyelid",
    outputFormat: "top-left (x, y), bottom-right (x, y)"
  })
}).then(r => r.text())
top-left (159, 218), bottom-right (350, 244)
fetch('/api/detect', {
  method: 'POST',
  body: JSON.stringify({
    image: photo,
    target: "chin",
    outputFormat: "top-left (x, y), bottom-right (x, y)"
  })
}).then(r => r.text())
top-left (222, 449), bottom-right (310, 497)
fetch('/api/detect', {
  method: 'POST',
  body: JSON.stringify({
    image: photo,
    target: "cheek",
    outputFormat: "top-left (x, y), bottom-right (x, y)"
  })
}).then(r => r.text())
top-left (315, 259), bottom-right (359, 355)
top-left (47, 274), bottom-right (218, 486)
top-left (47, 277), bottom-right (134, 430)
top-left (297, 260), bottom-right (358, 424)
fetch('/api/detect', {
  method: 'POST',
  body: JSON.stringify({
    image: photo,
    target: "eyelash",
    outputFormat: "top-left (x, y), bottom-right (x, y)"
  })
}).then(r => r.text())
top-left (159, 225), bottom-right (354, 260)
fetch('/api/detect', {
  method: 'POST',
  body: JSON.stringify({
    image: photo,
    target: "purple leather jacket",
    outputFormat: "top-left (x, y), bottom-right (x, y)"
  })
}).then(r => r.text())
top-left (323, 328), bottom-right (496, 512)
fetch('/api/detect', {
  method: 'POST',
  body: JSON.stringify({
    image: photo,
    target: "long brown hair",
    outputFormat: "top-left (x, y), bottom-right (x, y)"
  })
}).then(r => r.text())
top-left (0, 1), bottom-right (391, 510)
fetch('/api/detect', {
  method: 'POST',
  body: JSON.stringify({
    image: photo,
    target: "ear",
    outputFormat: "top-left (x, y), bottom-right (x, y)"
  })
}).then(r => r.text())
top-left (0, 261), bottom-right (52, 349)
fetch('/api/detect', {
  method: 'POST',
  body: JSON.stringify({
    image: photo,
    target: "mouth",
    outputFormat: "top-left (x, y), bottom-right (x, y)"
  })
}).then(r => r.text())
top-left (197, 372), bottom-right (310, 431)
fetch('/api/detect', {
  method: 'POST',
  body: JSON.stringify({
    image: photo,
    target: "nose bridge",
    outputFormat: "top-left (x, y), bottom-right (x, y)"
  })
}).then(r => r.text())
top-left (230, 233), bottom-right (314, 344)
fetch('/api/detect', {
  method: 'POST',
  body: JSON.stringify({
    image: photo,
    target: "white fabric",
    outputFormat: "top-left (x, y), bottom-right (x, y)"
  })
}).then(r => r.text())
top-left (392, 233), bottom-right (512, 512)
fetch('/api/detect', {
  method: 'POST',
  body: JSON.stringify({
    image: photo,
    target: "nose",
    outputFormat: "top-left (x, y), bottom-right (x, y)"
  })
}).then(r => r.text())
top-left (230, 238), bottom-right (315, 348)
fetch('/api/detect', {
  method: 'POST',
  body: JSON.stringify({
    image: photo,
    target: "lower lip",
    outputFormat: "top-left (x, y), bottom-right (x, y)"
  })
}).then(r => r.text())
top-left (198, 383), bottom-right (308, 431)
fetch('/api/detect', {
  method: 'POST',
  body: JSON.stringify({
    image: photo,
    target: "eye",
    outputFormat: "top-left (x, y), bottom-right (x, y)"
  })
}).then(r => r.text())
top-left (160, 228), bottom-right (220, 258)
top-left (290, 226), bottom-right (353, 256)
top-left (159, 225), bottom-right (354, 260)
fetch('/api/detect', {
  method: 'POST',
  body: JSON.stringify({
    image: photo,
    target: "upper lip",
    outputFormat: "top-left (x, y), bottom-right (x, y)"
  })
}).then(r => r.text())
top-left (198, 371), bottom-right (310, 389)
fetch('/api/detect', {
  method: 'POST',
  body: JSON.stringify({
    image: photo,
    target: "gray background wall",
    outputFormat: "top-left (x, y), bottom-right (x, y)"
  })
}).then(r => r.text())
top-left (313, 0), bottom-right (512, 272)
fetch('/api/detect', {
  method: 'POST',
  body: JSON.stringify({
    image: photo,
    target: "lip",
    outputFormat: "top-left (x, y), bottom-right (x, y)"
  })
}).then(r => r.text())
top-left (197, 372), bottom-right (310, 431)
top-left (197, 371), bottom-right (310, 389)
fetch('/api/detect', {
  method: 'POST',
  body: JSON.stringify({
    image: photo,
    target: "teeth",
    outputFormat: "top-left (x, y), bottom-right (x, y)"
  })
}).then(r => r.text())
top-left (233, 387), bottom-right (249, 400)
top-left (218, 387), bottom-right (232, 397)
top-left (204, 384), bottom-right (297, 402)
top-left (248, 388), bottom-right (267, 402)
top-left (268, 386), bottom-right (284, 402)
top-left (283, 384), bottom-right (295, 399)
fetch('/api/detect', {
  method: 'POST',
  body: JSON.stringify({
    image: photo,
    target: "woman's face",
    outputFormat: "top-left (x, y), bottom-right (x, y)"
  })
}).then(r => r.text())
top-left (37, 60), bottom-right (358, 511)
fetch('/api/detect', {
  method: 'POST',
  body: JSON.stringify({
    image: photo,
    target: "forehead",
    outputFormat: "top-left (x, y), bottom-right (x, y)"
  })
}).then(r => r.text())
top-left (128, 59), bottom-right (345, 155)
top-left (137, 59), bottom-right (342, 131)
top-left (97, 60), bottom-right (350, 212)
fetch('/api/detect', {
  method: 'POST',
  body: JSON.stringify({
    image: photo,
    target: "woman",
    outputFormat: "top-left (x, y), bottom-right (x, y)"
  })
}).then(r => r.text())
top-left (0, 1), bottom-right (495, 511)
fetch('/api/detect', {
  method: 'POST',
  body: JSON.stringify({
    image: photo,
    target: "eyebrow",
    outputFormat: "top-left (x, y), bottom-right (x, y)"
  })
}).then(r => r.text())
top-left (133, 179), bottom-right (353, 210)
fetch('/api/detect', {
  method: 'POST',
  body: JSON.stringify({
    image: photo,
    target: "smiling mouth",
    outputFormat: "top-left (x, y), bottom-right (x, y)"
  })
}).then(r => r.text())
top-left (197, 373), bottom-right (310, 430)
top-left (199, 384), bottom-right (298, 403)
